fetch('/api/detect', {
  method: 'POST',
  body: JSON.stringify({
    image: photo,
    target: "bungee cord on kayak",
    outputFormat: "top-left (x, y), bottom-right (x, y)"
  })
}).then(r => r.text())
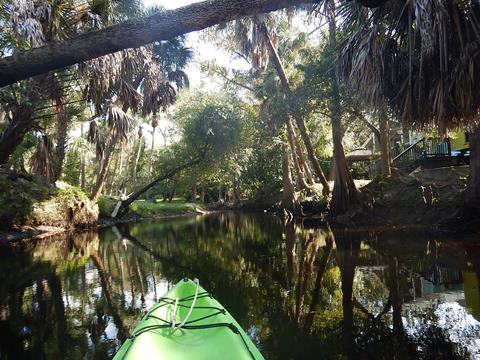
top-left (115, 279), bottom-right (262, 360)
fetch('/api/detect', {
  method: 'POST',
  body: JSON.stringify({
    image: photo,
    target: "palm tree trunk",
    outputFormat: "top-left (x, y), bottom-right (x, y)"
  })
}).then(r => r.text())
top-left (328, 0), bottom-right (357, 215)
top-left (122, 143), bottom-right (133, 195)
top-left (132, 136), bottom-right (143, 185)
top-left (256, 19), bottom-right (330, 196)
top-left (80, 123), bottom-right (86, 189)
top-left (149, 125), bottom-right (156, 176)
top-left (90, 139), bottom-right (117, 202)
top-left (0, 0), bottom-right (319, 87)
top-left (116, 145), bottom-right (124, 196)
top-left (286, 117), bottom-right (309, 190)
top-left (466, 123), bottom-right (480, 210)
top-left (379, 107), bottom-right (392, 176)
top-left (107, 149), bottom-right (120, 196)
top-left (53, 98), bottom-right (70, 182)
top-left (281, 144), bottom-right (297, 212)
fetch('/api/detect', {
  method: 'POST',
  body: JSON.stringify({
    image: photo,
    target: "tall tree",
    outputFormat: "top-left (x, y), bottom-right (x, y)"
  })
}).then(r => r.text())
top-left (256, 19), bottom-right (331, 196)
top-left (88, 105), bottom-right (134, 202)
top-left (325, 0), bottom-right (357, 215)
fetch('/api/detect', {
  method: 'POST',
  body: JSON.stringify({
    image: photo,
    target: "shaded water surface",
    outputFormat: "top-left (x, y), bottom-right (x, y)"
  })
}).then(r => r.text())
top-left (0, 213), bottom-right (479, 359)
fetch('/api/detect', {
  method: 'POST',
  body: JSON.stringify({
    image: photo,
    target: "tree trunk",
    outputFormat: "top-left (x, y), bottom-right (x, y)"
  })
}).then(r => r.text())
top-left (0, 0), bottom-right (317, 87)
top-left (149, 124), bottom-right (156, 176)
top-left (293, 129), bottom-right (315, 185)
top-left (168, 178), bottom-right (176, 202)
top-left (232, 175), bottom-right (241, 204)
top-left (256, 19), bottom-right (330, 196)
top-left (116, 155), bottom-right (204, 216)
top-left (0, 106), bottom-right (34, 166)
top-left (115, 145), bottom-right (124, 196)
top-left (379, 107), bottom-right (392, 176)
top-left (389, 257), bottom-right (404, 336)
top-left (304, 232), bottom-right (333, 332)
top-left (281, 145), bottom-right (297, 212)
top-left (192, 174), bottom-right (197, 203)
top-left (53, 97), bottom-right (70, 182)
top-left (132, 135), bottom-right (143, 185)
top-left (465, 123), bottom-right (480, 210)
top-left (46, 272), bottom-right (68, 359)
top-left (90, 139), bottom-right (116, 202)
top-left (121, 142), bottom-right (133, 195)
top-left (328, 0), bottom-right (357, 216)
top-left (107, 148), bottom-right (120, 196)
top-left (286, 117), bottom-right (309, 191)
top-left (80, 123), bottom-right (86, 189)
top-left (335, 234), bottom-right (360, 358)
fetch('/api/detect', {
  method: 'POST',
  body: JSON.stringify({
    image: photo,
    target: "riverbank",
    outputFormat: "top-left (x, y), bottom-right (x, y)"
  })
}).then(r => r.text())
top-left (1, 166), bottom-right (475, 244)
top-left (342, 166), bottom-right (472, 231)
top-left (0, 208), bottom-right (206, 245)
top-left (0, 171), bottom-right (207, 244)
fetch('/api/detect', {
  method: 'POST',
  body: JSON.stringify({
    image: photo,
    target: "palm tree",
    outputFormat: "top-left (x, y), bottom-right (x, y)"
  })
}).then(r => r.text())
top-left (88, 105), bottom-right (134, 202)
top-left (338, 0), bottom-right (480, 209)
top-left (254, 18), bottom-right (331, 196)
top-left (324, 0), bottom-right (357, 214)
top-left (152, 36), bottom-right (193, 89)
top-left (221, 14), bottom-right (330, 199)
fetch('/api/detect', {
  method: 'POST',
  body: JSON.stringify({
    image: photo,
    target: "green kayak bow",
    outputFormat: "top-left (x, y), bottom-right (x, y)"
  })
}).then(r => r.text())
top-left (113, 278), bottom-right (265, 360)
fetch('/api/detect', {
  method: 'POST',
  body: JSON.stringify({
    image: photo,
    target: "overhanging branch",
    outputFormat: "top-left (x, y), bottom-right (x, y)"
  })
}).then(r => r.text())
top-left (0, 0), bottom-right (317, 87)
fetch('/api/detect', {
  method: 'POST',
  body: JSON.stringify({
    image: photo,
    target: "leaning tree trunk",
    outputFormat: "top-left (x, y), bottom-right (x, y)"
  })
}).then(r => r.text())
top-left (281, 145), bottom-right (297, 212)
top-left (328, 0), bottom-right (357, 216)
top-left (115, 155), bottom-right (204, 216)
top-left (257, 19), bottom-right (330, 196)
top-left (0, 106), bottom-right (34, 166)
top-left (0, 0), bottom-right (317, 87)
top-left (286, 118), bottom-right (309, 191)
top-left (293, 129), bottom-right (315, 185)
top-left (379, 107), bottom-right (392, 176)
top-left (90, 139), bottom-right (117, 203)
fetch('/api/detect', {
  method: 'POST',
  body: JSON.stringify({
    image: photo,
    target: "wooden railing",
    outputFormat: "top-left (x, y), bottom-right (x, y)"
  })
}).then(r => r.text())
top-left (392, 137), bottom-right (451, 172)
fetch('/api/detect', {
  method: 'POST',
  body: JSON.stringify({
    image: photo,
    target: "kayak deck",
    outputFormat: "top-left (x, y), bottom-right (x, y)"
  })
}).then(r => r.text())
top-left (113, 278), bottom-right (264, 360)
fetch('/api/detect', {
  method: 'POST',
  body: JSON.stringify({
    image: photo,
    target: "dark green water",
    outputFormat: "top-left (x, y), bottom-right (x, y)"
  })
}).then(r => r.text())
top-left (0, 212), bottom-right (479, 359)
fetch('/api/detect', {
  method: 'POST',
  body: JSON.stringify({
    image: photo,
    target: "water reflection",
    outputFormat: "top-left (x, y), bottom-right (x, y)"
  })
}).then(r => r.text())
top-left (0, 213), bottom-right (479, 359)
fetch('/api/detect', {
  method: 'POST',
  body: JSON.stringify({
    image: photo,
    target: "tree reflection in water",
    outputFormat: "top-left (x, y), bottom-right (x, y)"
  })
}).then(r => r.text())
top-left (0, 213), bottom-right (479, 359)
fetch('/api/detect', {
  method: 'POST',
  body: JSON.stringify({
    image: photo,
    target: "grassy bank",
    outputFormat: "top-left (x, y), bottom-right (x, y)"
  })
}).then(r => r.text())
top-left (98, 197), bottom-right (205, 218)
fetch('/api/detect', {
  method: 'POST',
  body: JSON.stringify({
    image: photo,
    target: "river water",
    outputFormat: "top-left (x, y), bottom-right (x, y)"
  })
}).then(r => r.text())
top-left (0, 212), bottom-right (479, 359)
